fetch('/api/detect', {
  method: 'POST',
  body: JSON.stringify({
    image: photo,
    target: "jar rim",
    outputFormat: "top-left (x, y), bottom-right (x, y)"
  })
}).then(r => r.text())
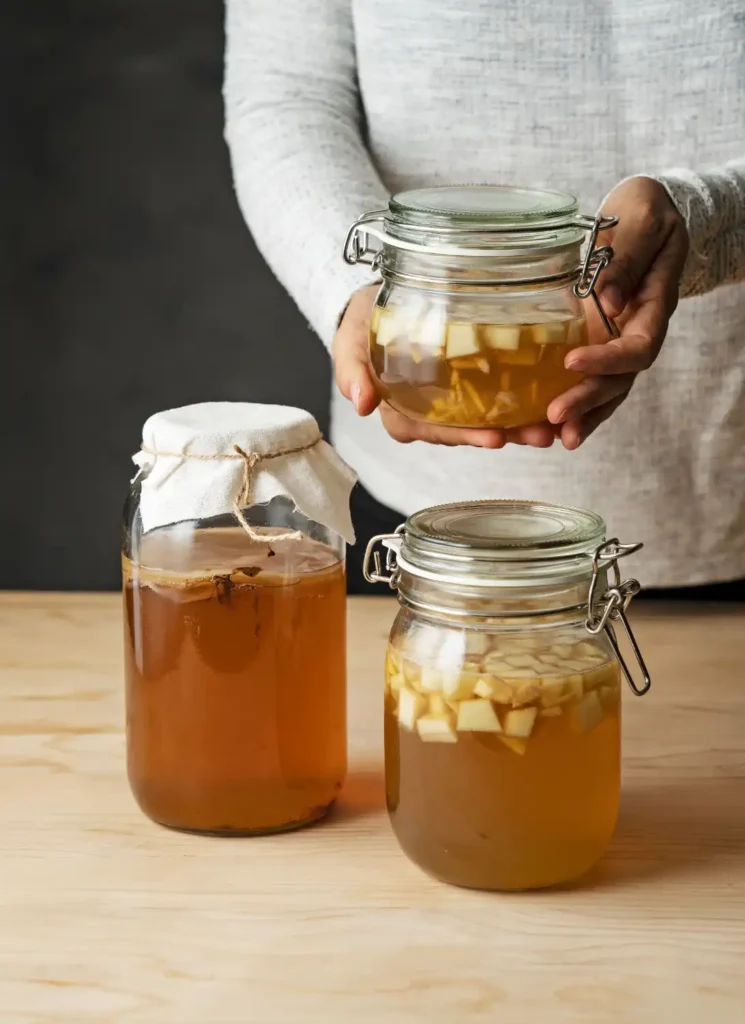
top-left (389, 185), bottom-right (580, 231)
top-left (396, 500), bottom-right (607, 587)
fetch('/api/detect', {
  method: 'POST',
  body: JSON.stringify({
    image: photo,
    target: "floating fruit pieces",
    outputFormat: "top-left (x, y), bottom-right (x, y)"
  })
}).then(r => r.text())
top-left (385, 632), bottom-right (619, 753)
top-left (369, 303), bottom-right (588, 429)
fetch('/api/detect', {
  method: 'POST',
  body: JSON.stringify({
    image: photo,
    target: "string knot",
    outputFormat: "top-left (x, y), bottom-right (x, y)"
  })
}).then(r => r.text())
top-left (140, 434), bottom-right (322, 545)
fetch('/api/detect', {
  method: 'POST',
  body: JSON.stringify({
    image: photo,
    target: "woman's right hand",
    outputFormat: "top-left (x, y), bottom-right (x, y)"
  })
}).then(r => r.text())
top-left (332, 285), bottom-right (557, 449)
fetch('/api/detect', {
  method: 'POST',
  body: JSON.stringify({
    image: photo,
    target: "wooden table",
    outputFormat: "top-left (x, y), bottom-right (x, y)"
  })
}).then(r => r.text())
top-left (1, 594), bottom-right (744, 1023)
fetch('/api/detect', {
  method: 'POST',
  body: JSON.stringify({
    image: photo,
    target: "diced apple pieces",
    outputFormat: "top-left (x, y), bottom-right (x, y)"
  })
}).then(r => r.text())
top-left (511, 682), bottom-right (542, 707)
top-left (499, 637), bottom-right (539, 653)
top-left (456, 699), bottom-right (503, 733)
top-left (498, 735), bottom-right (528, 756)
top-left (540, 681), bottom-right (571, 709)
top-left (563, 658), bottom-right (595, 673)
top-left (372, 307), bottom-right (399, 347)
top-left (428, 694), bottom-right (448, 716)
top-left (503, 706), bottom-right (538, 738)
top-left (565, 674), bottom-right (585, 700)
top-left (441, 670), bottom-right (478, 701)
top-left (539, 706), bottom-right (563, 718)
top-left (532, 321), bottom-right (566, 345)
top-left (398, 687), bottom-right (428, 731)
top-left (473, 676), bottom-right (514, 703)
top-left (482, 653), bottom-right (511, 675)
top-left (574, 641), bottom-right (604, 661)
top-left (415, 307), bottom-right (447, 350)
top-left (569, 691), bottom-right (604, 735)
top-left (504, 653), bottom-right (543, 669)
top-left (419, 665), bottom-right (444, 693)
top-left (464, 631), bottom-right (490, 657)
top-left (551, 644), bottom-right (574, 658)
top-left (486, 392), bottom-right (520, 419)
top-left (483, 325), bottom-right (521, 351)
top-left (417, 713), bottom-right (458, 743)
top-left (446, 322), bottom-right (480, 359)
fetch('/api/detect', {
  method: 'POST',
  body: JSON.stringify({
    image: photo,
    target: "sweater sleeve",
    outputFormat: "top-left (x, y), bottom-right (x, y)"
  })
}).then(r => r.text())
top-left (656, 158), bottom-right (745, 298)
top-left (223, 0), bottom-right (389, 348)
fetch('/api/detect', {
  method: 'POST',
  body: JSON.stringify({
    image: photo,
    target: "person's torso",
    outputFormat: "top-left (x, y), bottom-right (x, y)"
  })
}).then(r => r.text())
top-left (333, 0), bottom-right (745, 586)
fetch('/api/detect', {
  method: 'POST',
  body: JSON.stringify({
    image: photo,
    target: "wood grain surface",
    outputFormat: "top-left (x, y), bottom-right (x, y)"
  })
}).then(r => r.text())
top-left (1, 593), bottom-right (744, 1023)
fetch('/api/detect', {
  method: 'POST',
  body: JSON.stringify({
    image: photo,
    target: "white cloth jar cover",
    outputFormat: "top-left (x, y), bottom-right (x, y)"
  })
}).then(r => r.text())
top-left (132, 402), bottom-right (357, 544)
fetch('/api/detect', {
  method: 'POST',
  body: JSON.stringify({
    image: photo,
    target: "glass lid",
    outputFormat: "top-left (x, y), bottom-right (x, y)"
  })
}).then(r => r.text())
top-left (397, 500), bottom-right (607, 586)
top-left (388, 185), bottom-right (580, 231)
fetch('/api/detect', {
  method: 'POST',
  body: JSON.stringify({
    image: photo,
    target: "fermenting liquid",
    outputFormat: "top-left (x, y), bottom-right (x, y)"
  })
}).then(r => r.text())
top-left (370, 303), bottom-right (588, 429)
top-left (124, 526), bottom-right (346, 834)
top-left (384, 628), bottom-right (620, 890)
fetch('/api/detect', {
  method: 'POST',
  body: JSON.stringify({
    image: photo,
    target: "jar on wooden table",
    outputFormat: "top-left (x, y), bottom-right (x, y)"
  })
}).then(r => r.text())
top-left (122, 402), bottom-right (356, 835)
top-left (364, 500), bottom-right (651, 891)
top-left (344, 185), bottom-right (619, 429)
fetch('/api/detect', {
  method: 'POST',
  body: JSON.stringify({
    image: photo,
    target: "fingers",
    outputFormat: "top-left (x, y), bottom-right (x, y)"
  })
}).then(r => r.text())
top-left (565, 220), bottom-right (689, 378)
top-left (559, 393), bottom-right (628, 450)
top-left (379, 404), bottom-right (506, 448)
top-left (331, 287), bottom-right (380, 417)
top-left (503, 422), bottom-right (556, 448)
top-left (565, 336), bottom-right (656, 375)
top-left (547, 373), bottom-right (634, 425)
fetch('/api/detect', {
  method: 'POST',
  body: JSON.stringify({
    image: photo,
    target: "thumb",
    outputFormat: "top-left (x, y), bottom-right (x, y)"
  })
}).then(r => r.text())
top-left (598, 201), bottom-right (671, 319)
top-left (331, 289), bottom-right (380, 417)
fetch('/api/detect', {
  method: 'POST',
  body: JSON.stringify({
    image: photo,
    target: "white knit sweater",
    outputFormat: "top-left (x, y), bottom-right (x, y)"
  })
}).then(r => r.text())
top-left (224, 0), bottom-right (745, 586)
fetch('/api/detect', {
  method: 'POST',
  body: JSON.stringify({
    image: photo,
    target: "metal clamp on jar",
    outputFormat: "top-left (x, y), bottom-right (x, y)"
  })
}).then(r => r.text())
top-left (363, 499), bottom-right (650, 891)
top-left (344, 185), bottom-right (619, 430)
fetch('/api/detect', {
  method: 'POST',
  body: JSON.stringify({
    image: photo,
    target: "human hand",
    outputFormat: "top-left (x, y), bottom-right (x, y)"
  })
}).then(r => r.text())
top-left (547, 176), bottom-right (689, 450)
top-left (332, 285), bottom-right (556, 449)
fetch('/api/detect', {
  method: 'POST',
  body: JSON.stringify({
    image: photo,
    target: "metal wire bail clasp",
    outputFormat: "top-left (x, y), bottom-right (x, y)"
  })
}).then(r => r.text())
top-left (574, 213), bottom-right (621, 341)
top-left (342, 211), bottom-right (388, 267)
top-left (586, 540), bottom-right (651, 696)
top-left (362, 527), bottom-right (405, 588)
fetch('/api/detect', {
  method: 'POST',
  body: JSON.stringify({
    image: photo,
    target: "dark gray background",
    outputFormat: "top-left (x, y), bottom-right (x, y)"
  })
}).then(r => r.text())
top-left (2, 0), bottom-right (330, 591)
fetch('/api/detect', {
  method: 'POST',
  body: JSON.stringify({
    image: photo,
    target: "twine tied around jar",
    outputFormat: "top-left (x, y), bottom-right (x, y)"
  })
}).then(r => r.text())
top-left (139, 435), bottom-right (323, 544)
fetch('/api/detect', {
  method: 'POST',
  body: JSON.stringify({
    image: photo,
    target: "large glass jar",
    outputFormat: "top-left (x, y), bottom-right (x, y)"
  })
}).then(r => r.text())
top-left (122, 403), bottom-right (354, 835)
top-left (344, 185), bottom-right (619, 429)
top-left (364, 501), bottom-right (650, 891)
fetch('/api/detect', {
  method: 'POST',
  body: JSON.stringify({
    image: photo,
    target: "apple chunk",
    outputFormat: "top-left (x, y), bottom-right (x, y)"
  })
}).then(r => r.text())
top-left (569, 691), bottom-right (604, 735)
top-left (397, 687), bottom-right (427, 731)
top-left (503, 706), bottom-right (538, 738)
top-left (456, 699), bottom-right (503, 733)
top-left (372, 307), bottom-right (400, 347)
top-left (483, 324), bottom-right (521, 350)
top-left (446, 322), bottom-right (480, 359)
top-left (441, 670), bottom-right (478, 701)
top-left (532, 321), bottom-right (566, 345)
top-left (474, 676), bottom-right (514, 703)
top-left (417, 714), bottom-right (458, 743)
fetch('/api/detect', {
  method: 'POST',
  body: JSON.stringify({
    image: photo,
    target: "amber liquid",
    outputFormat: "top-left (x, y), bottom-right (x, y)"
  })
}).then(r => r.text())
top-left (370, 313), bottom-right (588, 429)
top-left (123, 527), bottom-right (346, 834)
top-left (384, 638), bottom-right (620, 890)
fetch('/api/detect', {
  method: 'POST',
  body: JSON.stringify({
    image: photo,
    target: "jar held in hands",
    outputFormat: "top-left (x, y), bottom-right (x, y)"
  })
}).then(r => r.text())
top-left (345, 185), bottom-right (619, 429)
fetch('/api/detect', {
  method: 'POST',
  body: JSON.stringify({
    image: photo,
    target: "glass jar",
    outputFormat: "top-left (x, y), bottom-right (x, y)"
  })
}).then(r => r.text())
top-left (344, 185), bottom-right (619, 429)
top-left (122, 403), bottom-right (353, 835)
top-left (364, 500), bottom-right (650, 891)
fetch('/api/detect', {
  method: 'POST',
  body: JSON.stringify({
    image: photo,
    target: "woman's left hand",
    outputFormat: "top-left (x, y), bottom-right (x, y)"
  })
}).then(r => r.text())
top-left (547, 176), bottom-right (689, 449)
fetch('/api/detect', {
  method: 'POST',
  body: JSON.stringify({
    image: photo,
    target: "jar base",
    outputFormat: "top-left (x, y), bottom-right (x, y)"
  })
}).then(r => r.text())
top-left (146, 798), bottom-right (336, 838)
